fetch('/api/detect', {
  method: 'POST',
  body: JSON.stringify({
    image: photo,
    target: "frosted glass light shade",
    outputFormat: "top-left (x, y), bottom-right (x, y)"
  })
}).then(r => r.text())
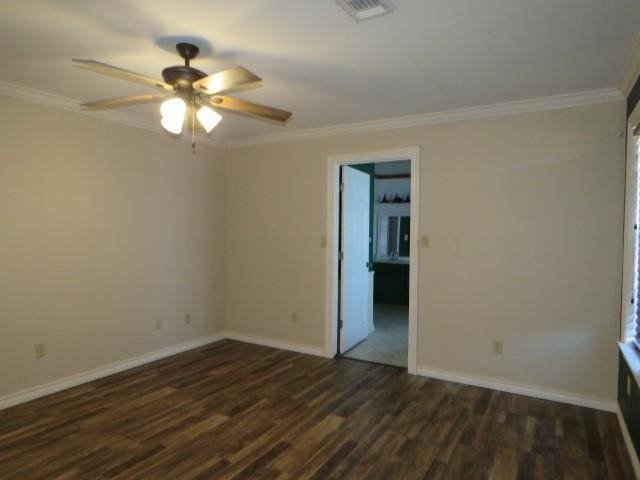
top-left (197, 106), bottom-right (222, 133)
top-left (160, 97), bottom-right (187, 135)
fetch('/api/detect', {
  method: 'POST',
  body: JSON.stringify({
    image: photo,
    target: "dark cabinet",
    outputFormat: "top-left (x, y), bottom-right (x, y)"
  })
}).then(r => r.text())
top-left (373, 261), bottom-right (409, 305)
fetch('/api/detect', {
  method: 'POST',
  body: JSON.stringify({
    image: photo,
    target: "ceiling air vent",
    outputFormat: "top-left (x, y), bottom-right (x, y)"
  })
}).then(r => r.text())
top-left (335, 0), bottom-right (393, 22)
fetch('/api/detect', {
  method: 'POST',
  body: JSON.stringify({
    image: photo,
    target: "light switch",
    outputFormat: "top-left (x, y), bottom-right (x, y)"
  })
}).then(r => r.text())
top-left (420, 235), bottom-right (430, 248)
top-left (320, 236), bottom-right (327, 248)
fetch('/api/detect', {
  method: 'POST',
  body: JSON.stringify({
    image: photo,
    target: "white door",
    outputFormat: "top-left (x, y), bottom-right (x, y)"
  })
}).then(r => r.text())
top-left (340, 166), bottom-right (371, 352)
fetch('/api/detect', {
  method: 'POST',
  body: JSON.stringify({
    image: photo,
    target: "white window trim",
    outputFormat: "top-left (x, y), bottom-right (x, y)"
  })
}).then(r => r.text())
top-left (621, 104), bottom-right (640, 345)
top-left (619, 103), bottom-right (640, 390)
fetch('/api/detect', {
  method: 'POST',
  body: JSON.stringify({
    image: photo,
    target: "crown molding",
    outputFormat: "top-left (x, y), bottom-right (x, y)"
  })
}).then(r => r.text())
top-left (0, 79), bottom-right (623, 150)
top-left (0, 79), bottom-right (224, 149)
top-left (224, 88), bottom-right (623, 148)
top-left (619, 31), bottom-right (640, 97)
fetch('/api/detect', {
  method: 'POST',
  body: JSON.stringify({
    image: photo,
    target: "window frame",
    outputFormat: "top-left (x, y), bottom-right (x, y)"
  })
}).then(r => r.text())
top-left (621, 104), bottom-right (640, 345)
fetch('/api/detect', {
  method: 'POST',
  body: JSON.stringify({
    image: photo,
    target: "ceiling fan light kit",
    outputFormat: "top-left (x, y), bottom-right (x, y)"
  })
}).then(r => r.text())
top-left (73, 42), bottom-right (292, 147)
top-left (160, 97), bottom-right (187, 135)
top-left (196, 105), bottom-right (222, 133)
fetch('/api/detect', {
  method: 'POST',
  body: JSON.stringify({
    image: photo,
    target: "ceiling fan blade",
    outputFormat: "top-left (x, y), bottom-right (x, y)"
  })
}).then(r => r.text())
top-left (193, 67), bottom-right (262, 96)
top-left (209, 96), bottom-right (292, 125)
top-left (80, 94), bottom-right (168, 110)
top-left (72, 59), bottom-right (173, 92)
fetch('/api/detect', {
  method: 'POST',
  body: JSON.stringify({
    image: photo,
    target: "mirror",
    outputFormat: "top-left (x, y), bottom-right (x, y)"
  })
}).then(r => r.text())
top-left (376, 215), bottom-right (410, 260)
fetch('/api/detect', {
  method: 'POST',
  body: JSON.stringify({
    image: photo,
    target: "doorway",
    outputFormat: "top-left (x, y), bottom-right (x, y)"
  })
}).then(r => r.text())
top-left (339, 161), bottom-right (411, 367)
top-left (325, 147), bottom-right (420, 373)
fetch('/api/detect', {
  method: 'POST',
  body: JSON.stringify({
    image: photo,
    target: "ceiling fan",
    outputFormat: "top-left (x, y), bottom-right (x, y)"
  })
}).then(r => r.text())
top-left (73, 42), bottom-right (292, 139)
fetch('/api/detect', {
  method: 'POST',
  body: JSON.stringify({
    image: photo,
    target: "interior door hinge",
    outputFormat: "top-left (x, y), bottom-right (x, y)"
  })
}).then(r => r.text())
top-left (339, 182), bottom-right (345, 192)
top-left (339, 319), bottom-right (343, 329)
top-left (339, 251), bottom-right (344, 261)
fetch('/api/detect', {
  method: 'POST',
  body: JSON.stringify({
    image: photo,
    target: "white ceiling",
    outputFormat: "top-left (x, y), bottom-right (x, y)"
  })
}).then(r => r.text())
top-left (1, 0), bottom-right (639, 144)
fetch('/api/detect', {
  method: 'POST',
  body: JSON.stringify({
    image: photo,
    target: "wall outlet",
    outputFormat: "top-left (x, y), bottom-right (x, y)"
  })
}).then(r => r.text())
top-left (185, 313), bottom-right (191, 324)
top-left (493, 340), bottom-right (503, 355)
top-left (291, 312), bottom-right (298, 324)
top-left (35, 343), bottom-right (46, 359)
top-left (627, 375), bottom-right (632, 397)
top-left (155, 318), bottom-right (162, 330)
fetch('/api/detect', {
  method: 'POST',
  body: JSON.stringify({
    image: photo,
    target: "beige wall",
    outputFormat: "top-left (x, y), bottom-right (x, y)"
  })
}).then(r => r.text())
top-left (0, 96), bottom-right (626, 403)
top-left (224, 101), bottom-right (626, 402)
top-left (0, 96), bottom-right (225, 397)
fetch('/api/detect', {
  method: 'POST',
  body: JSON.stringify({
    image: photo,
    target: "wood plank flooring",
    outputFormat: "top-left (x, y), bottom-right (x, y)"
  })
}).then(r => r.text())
top-left (0, 340), bottom-right (634, 479)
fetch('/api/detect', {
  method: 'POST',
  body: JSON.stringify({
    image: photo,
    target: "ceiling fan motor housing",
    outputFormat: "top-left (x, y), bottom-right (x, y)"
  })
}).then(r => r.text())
top-left (162, 43), bottom-right (206, 91)
top-left (162, 66), bottom-right (206, 90)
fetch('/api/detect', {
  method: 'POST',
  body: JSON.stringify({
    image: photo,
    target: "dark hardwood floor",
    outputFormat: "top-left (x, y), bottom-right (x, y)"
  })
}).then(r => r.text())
top-left (0, 340), bottom-right (634, 479)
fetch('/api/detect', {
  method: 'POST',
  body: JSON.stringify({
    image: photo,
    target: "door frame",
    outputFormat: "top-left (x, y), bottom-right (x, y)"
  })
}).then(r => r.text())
top-left (325, 147), bottom-right (420, 374)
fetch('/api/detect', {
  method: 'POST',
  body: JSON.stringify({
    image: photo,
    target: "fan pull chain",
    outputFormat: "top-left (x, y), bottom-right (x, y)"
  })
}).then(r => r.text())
top-left (191, 97), bottom-right (196, 154)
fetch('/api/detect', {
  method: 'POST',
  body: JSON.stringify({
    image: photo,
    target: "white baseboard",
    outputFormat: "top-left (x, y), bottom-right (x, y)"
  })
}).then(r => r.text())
top-left (617, 405), bottom-right (640, 479)
top-left (1, 333), bottom-right (618, 417)
top-left (0, 333), bottom-right (225, 410)
top-left (223, 331), bottom-right (329, 358)
top-left (0, 331), bottom-right (330, 410)
top-left (416, 366), bottom-right (616, 412)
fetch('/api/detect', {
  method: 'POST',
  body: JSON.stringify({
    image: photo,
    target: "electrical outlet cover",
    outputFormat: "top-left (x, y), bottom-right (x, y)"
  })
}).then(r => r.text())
top-left (35, 343), bottom-right (46, 358)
